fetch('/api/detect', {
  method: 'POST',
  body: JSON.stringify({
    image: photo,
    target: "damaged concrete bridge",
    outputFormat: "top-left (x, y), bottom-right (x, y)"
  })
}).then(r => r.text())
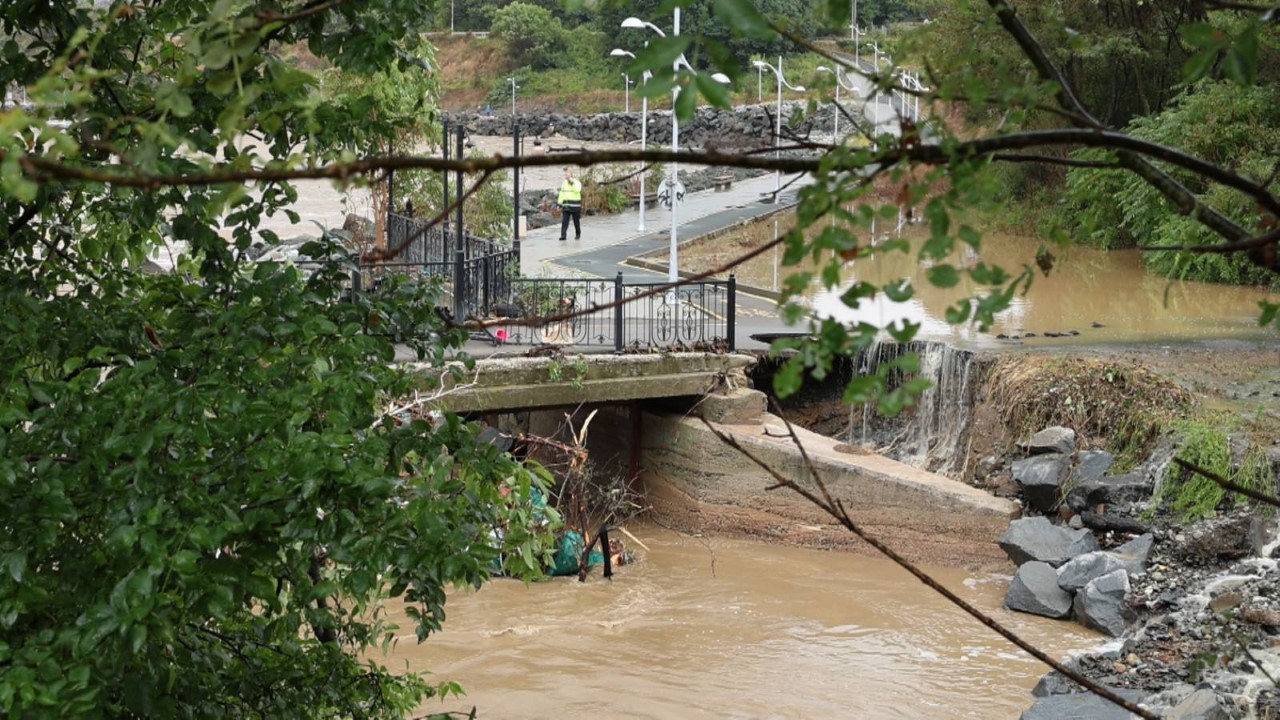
top-left (410, 352), bottom-right (1018, 570)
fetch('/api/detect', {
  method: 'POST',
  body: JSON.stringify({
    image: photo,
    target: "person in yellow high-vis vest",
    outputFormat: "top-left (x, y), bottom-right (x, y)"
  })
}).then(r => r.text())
top-left (557, 167), bottom-right (583, 241)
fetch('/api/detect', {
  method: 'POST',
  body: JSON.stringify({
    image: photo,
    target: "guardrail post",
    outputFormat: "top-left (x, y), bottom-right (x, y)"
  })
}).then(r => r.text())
top-left (442, 119), bottom-right (449, 225)
top-left (614, 272), bottom-right (624, 352)
top-left (727, 274), bottom-right (737, 351)
top-left (453, 126), bottom-right (466, 320)
top-left (513, 124), bottom-right (521, 269)
top-left (386, 168), bottom-right (395, 235)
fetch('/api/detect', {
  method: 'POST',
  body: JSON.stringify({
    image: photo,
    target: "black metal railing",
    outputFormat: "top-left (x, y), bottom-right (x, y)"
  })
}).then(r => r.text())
top-left (371, 213), bottom-right (736, 351)
top-left (490, 274), bottom-right (735, 352)
top-left (386, 212), bottom-right (508, 265)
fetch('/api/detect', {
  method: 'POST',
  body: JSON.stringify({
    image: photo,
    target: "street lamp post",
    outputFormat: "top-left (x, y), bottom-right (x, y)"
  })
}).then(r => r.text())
top-left (864, 42), bottom-right (888, 127)
top-left (819, 65), bottom-right (860, 141)
top-left (622, 73), bottom-right (631, 113)
top-left (819, 65), bottom-right (849, 141)
top-left (611, 47), bottom-right (652, 232)
top-left (902, 71), bottom-right (927, 122)
top-left (622, 13), bottom-right (729, 300)
top-left (507, 76), bottom-right (518, 116)
top-left (753, 56), bottom-right (805, 199)
top-left (866, 40), bottom-right (885, 71)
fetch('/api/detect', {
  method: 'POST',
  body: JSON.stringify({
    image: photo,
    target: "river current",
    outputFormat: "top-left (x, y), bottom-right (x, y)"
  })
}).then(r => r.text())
top-left (379, 526), bottom-right (1099, 719)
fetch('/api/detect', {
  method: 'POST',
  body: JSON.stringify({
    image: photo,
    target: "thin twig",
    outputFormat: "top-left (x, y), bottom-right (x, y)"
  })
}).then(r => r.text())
top-left (17, 128), bottom-right (1280, 221)
top-left (254, 0), bottom-right (351, 28)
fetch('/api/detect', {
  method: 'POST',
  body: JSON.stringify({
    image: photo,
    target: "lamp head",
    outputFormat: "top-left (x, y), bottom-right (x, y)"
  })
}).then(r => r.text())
top-left (610, 48), bottom-right (634, 58)
top-left (620, 17), bottom-right (646, 29)
top-left (710, 73), bottom-right (731, 84)
top-left (794, 85), bottom-right (806, 92)
top-left (752, 60), bottom-right (765, 68)
top-left (817, 65), bottom-right (831, 73)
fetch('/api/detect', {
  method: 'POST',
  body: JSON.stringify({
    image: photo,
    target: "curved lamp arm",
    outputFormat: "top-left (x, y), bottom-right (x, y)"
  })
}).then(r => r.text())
top-left (752, 60), bottom-right (806, 92)
top-left (621, 16), bottom-right (664, 36)
top-left (816, 65), bottom-right (860, 94)
top-left (625, 19), bottom-right (728, 86)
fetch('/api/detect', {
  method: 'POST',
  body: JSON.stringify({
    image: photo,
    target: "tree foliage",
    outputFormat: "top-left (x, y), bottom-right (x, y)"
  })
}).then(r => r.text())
top-left (492, 2), bottom-right (570, 70)
top-left (1058, 80), bottom-right (1280, 284)
top-left (0, 2), bottom-right (556, 718)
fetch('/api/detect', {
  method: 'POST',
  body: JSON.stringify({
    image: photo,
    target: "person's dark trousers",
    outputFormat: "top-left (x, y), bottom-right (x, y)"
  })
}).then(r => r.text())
top-left (559, 206), bottom-right (581, 240)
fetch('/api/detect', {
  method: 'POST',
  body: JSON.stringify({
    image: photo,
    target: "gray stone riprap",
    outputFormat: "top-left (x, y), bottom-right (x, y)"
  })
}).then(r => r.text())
top-left (516, 164), bottom-right (771, 230)
top-left (1074, 524), bottom-right (1280, 714)
top-left (1165, 688), bottom-right (1230, 720)
top-left (1110, 534), bottom-right (1154, 576)
top-left (1057, 551), bottom-right (1131, 593)
top-left (1021, 425), bottom-right (1077, 455)
top-left (1030, 671), bottom-right (1076, 698)
top-left (1073, 569), bottom-right (1136, 637)
top-left (1056, 535), bottom-right (1154, 592)
top-left (445, 102), bottom-right (835, 149)
top-left (1019, 689), bottom-right (1148, 720)
top-left (1074, 450), bottom-right (1116, 483)
top-left (795, 402), bottom-right (1280, 719)
top-left (986, 431), bottom-right (1280, 718)
top-left (1066, 472), bottom-right (1153, 512)
top-left (1000, 516), bottom-right (1100, 567)
top-left (449, 104), bottom-right (839, 230)
top-left (1006, 561), bottom-right (1073, 618)
top-left (1012, 454), bottom-right (1071, 513)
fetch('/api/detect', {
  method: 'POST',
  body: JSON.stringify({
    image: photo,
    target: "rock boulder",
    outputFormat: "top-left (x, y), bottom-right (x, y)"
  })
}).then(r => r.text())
top-left (1020, 689), bottom-right (1148, 720)
top-left (1022, 426), bottom-right (1077, 456)
top-left (1000, 516), bottom-right (1100, 568)
top-left (1166, 688), bottom-right (1229, 720)
top-left (1073, 569), bottom-right (1135, 637)
top-left (1012, 454), bottom-right (1071, 513)
top-left (1007, 561), bottom-right (1074, 618)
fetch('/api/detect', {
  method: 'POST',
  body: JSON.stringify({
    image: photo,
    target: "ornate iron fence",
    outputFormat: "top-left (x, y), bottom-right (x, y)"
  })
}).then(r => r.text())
top-left (377, 212), bottom-right (516, 317)
top-left (386, 212), bottom-right (507, 265)
top-left (376, 212), bottom-right (736, 351)
top-left (491, 274), bottom-right (735, 352)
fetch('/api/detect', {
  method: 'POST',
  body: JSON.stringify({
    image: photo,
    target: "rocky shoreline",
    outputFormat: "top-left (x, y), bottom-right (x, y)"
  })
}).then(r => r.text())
top-left (985, 426), bottom-right (1280, 719)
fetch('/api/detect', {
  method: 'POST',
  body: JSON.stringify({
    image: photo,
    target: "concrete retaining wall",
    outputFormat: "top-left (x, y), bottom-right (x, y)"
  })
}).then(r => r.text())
top-left (578, 399), bottom-right (1019, 571)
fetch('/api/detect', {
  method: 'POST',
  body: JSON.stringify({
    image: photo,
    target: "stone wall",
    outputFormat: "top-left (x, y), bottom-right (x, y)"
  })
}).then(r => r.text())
top-left (445, 102), bottom-right (834, 149)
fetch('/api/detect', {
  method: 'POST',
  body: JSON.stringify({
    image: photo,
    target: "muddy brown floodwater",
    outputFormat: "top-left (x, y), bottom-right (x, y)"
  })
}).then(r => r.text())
top-left (379, 526), bottom-right (1098, 719)
top-left (679, 224), bottom-right (1279, 349)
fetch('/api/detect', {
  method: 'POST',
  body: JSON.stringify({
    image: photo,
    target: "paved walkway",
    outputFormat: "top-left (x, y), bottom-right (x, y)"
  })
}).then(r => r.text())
top-left (520, 171), bottom-right (801, 280)
top-left (481, 171), bottom-right (812, 354)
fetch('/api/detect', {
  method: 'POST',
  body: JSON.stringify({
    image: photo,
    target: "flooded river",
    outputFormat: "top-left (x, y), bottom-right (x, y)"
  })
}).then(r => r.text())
top-left (808, 230), bottom-right (1278, 348)
top-left (380, 527), bottom-right (1098, 719)
top-left (226, 143), bottom-right (1266, 718)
